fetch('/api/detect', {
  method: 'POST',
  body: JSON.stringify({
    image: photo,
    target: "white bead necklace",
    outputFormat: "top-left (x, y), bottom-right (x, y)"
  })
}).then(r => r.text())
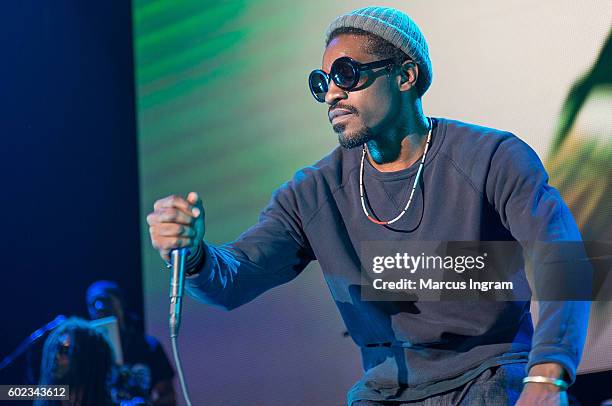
top-left (359, 117), bottom-right (432, 225)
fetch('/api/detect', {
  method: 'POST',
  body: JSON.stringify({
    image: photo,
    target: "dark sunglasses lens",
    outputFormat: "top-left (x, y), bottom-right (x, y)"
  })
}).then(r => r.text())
top-left (332, 59), bottom-right (358, 89)
top-left (309, 70), bottom-right (328, 102)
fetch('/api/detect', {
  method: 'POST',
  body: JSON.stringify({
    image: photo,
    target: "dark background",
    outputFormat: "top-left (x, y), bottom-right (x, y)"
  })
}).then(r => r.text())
top-left (0, 1), bottom-right (142, 384)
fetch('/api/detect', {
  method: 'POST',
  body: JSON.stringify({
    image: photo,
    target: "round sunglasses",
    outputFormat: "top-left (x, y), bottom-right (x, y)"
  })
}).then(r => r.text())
top-left (308, 56), bottom-right (396, 103)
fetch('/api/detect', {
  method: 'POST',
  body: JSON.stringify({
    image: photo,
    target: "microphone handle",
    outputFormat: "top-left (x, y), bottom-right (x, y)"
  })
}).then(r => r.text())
top-left (169, 248), bottom-right (188, 338)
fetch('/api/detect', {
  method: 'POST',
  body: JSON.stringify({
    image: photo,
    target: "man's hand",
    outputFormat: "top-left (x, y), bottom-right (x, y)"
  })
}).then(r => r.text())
top-left (517, 363), bottom-right (569, 406)
top-left (147, 192), bottom-right (205, 262)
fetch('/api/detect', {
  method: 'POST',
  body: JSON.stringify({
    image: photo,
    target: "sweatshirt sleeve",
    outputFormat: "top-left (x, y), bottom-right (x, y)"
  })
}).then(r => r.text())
top-left (185, 176), bottom-right (315, 311)
top-left (485, 134), bottom-right (590, 384)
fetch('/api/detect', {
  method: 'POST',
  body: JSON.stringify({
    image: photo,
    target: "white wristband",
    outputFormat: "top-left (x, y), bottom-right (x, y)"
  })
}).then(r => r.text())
top-left (522, 376), bottom-right (569, 391)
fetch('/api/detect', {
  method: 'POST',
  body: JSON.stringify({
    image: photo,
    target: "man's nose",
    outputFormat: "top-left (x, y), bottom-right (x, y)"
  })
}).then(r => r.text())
top-left (325, 80), bottom-right (348, 106)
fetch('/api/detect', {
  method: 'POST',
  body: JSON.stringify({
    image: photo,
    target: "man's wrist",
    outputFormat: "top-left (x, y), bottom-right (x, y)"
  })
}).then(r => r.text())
top-left (163, 241), bottom-right (206, 275)
top-left (184, 240), bottom-right (205, 276)
top-left (528, 363), bottom-right (565, 379)
top-left (524, 363), bottom-right (569, 392)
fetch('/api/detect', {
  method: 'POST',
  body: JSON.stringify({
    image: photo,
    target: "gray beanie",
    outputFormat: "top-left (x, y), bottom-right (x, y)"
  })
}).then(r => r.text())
top-left (325, 6), bottom-right (432, 96)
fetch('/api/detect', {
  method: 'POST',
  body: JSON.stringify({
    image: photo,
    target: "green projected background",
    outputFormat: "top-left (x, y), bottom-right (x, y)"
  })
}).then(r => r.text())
top-left (135, 0), bottom-right (337, 238)
top-left (134, 1), bottom-right (611, 404)
top-left (134, 2), bottom-right (364, 404)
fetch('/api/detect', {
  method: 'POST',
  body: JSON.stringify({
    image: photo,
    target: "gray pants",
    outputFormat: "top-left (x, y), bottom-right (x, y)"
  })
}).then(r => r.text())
top-left (352, 363), bottom-right (525, 406)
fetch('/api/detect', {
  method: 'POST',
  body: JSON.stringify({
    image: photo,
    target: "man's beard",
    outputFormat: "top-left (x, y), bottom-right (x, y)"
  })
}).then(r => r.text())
top-left (334, 122), bottom-right (374, 149)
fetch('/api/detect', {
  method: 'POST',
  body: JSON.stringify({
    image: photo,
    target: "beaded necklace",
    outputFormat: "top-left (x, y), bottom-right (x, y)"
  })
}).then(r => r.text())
top-left (359, 117), bottom-right (432, 225)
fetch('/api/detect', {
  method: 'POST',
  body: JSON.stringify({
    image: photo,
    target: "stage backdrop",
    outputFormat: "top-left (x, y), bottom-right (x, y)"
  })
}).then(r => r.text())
top-left (133, 1), bottom-right (611, 405)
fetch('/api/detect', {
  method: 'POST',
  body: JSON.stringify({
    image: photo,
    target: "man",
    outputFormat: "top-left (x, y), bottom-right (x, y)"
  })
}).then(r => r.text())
top-left (146, 7), bottom-right (589, 405)
top-left (86, 281), bottom-right (176, 406)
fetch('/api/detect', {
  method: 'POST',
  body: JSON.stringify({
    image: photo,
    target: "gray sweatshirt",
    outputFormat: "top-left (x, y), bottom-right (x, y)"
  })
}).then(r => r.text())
top-left (185, 117), bottom-right (589, 404)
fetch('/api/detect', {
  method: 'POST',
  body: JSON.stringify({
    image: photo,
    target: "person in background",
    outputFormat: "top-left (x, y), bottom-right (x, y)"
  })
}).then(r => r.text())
top-left (86, 281), bottom-right (176, 406)
top-left (35, 317), bottom-right (114, 406)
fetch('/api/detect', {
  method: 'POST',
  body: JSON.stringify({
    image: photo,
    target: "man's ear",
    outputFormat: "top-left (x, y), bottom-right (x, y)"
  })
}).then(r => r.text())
top-left (399, 61), bottom-right (418, 91)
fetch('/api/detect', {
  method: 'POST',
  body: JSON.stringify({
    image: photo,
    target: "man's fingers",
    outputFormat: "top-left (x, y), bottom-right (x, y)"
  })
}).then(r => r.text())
top-left (147, 209), bottom-right (191, 226)
top-left (150, 193), bottom-right (204, 266)
top-left (153, 194), bottom-right (198, 218)
top-left (150, 223), bottom-right (196, 238)
top-left (187, 192), bottom-right (198, 205)
top-left (187, 192), bottom-right (203, 218)
top-left (153, 236), bottom-right (192, 251)
top-left (150, 208), bottom-right (194, 225)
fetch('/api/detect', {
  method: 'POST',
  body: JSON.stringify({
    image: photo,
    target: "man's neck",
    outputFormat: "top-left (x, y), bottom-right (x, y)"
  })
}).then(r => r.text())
top-left (366, 113), bottom-right (430, 173)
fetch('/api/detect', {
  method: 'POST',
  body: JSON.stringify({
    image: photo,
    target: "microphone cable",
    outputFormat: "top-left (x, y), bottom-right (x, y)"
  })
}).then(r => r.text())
top-left (171, 335), bottom-right (192, 406)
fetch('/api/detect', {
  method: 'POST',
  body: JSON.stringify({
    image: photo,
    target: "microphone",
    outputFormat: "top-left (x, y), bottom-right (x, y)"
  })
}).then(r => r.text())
top-left (169, 248), bottom-right (189, 338)
top-left (168, 248), bottom-right (194, 406)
